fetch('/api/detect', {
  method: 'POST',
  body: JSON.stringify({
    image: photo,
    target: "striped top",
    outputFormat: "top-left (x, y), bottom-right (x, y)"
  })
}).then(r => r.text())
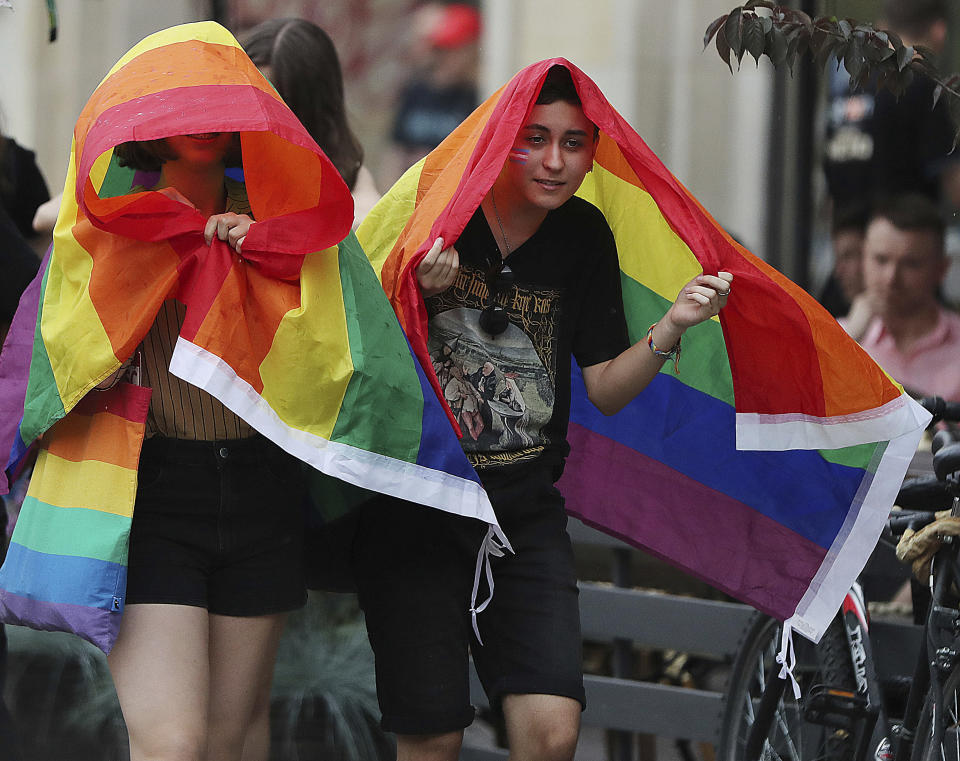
top-left (142, 178), bottom-right (254, 440)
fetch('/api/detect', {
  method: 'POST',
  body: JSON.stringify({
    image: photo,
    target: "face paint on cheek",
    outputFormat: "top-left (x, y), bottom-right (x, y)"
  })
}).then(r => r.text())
top-left (508, 148), bottom-right (530, 164)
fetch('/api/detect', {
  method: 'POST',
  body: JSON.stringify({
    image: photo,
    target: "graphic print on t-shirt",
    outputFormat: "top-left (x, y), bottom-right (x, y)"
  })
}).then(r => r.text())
top-left (427, 266), bottom-right (561, 468)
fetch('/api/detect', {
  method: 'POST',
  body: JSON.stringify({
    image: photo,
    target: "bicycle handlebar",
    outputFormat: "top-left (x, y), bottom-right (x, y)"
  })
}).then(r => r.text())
top-left (897, 474), bottom-right (954, 511)
top-left (919, 396), bottom-right (960, 425)
top-left (883, 508), bottom-right (938, 545)
top-left (934, 443), bottom-right (960, 483)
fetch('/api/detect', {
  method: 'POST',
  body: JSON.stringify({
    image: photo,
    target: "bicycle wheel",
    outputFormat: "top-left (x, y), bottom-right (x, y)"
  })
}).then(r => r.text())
top-left (912, 662), bottom-right (960, 761)
top-left (718, 612), bottom-right (858, 761)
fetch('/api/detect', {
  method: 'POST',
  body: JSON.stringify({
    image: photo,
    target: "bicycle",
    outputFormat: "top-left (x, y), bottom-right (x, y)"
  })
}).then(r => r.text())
top-left (717, 396), bottom-right (960, 761)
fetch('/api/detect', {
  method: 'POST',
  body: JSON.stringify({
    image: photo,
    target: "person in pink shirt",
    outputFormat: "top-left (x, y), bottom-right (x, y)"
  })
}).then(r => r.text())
top-left (841, 193), bottom-right (960, 401)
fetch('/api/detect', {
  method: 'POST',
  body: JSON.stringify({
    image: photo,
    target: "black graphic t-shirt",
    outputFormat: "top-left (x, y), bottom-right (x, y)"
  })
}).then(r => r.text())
top-left (425, 196), bottom-right (629, 481)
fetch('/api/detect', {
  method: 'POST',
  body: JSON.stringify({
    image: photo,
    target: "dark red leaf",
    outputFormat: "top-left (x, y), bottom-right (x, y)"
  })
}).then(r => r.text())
top-left (704, 14), bottom-right (728, 50)
top-left (896, 44), bottom-right (915, 71)
top-left (765, 25), bottom-right (788, 66)
top-left (716, 26), bottom-right (734, 73)
top-left (933, 83), bottom-right (945, 109)
top-left (743, 14), bottom-right (766, 63)
top-left (724, 8), bottom-right (744, 63)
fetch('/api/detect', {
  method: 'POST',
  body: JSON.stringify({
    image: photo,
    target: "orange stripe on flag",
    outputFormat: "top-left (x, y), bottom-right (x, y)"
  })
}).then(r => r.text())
top-left (74, 40), bottom-right (279, 160)
top-left (41, 410), bottom-right (144, 470)
top-left (191, 263), bottom-right (301, 394)
top-left (595, 136), bottom-right (647, 190)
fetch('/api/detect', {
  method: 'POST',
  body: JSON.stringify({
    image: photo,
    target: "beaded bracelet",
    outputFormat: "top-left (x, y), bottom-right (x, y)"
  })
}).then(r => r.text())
top-left (646, 323), bottom-right (681, 374)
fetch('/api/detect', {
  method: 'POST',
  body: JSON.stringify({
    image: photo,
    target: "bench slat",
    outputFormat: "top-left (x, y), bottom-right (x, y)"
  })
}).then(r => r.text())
top-left (469, 668), bottom-right (721, 742)
top-left (579, 583), bottom-right (754, 656)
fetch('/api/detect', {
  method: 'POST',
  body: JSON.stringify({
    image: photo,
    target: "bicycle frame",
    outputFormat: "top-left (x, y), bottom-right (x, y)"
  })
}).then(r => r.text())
top-left (893, 544), bottom-right (960, 760)
top-left (742, 582), bottom-right (884, 761)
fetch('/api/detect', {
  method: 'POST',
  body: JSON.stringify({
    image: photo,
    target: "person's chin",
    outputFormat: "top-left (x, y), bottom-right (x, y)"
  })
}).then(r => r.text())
top-left (528, 187), bottom-right (574, 210)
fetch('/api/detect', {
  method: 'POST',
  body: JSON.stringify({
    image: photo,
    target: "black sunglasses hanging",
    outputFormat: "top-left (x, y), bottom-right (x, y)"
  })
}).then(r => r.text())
top-left (479, 252), bottom-right (514, 337)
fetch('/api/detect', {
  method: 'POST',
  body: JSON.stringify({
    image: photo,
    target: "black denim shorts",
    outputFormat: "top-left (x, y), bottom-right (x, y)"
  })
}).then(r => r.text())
top-left (352, 465), bottom-right (584, 735)
top-left (124, 435), bottom-right (308, 616)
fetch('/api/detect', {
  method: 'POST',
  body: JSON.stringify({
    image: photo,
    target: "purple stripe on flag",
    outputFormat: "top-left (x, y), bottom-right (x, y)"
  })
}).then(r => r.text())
top-left (0, 256), bottom-right (47, 495)
top-left (0, 589), bottom-right (121, 654)
top-left (559, 423), bottom-right (827, 621)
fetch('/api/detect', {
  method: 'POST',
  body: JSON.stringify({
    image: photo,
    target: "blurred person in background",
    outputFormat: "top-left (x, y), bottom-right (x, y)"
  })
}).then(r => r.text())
top-left (841, 194), bottom-right (960, 401)
top-left (823, 0), bottom-right (960, 212)
top-left (243, 16), bottom-right (381, 229)
top-left (0, 119), bottom-right (48, 761)
top-left (0, 204), bottom-right (33, 761)
top-left (0, 129), bottom-right (50, 244)
top-left (382, 2), bottom-right (481, 188)
top-left (817, 201), bottom-right (868, 317)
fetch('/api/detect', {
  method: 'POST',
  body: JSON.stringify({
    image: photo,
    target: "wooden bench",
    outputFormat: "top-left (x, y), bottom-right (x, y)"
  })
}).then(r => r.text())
top-left (460, 518), bottom-right (921, 760)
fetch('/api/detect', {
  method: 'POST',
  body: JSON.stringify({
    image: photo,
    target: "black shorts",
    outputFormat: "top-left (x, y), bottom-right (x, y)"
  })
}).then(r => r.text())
top-left (352, 465), bottom-right (584, 735)
top-left (124, 435), bottom-right (308, 616)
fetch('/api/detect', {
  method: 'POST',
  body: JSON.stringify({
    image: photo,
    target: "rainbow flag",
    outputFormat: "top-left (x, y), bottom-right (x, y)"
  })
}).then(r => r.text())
top-left (0, 22), bottom-right (501, 651)
top-left (357, 58), bottom-right (930, 643)
top-left (1, 384), bottom-right (150, 651)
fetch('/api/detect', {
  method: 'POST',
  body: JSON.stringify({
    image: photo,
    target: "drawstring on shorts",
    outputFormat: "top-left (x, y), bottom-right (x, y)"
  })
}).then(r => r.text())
top-left (469, 524), bottom-right (511, 644)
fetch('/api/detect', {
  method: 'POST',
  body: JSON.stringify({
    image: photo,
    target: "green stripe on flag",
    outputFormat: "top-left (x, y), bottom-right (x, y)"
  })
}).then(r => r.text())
top-left (98, 153), bottom-right (137, 198)
top-left (13, 497), bottom-right (130, 565)
top-left (22, 262), bottom-right (65, 442)
top-left (332, 232), bottom-right (424, 460)
top-left (620, 275), bottom-right (735, 405)
top-left (819, 440), bottom-right (887, 472)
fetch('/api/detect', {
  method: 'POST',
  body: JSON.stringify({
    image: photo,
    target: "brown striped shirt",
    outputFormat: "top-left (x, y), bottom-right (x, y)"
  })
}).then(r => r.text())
top-left (141, 178), bottom-right (254, 440)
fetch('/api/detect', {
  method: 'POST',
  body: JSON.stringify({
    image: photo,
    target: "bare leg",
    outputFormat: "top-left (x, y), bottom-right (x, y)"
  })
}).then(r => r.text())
top-left (208, 612), bottom-right (288, 761)
top-left (107, 604), bottom-right (210, 761)
top-left (502, 694), bottom-right (580, 761)
top-left (239, 683), bottom-right (273, 761)
top-left (396, 730), bottom-right (464, 761)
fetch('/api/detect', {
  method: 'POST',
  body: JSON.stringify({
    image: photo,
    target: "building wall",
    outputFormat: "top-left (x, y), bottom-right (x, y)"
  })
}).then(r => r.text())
top-left (0, 1), bottom-right (202, 197)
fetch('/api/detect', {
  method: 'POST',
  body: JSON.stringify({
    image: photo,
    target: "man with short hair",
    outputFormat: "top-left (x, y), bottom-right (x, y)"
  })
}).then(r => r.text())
top-left (842, 193), bottom-right (960, 401)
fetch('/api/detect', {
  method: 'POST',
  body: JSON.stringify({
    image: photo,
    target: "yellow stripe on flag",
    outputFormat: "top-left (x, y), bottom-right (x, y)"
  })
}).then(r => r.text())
top-left (576, 165), bottom-right (704, 304)
top-left (258, 247), bottom-right (352, 437)
top-left (43, 154), bottom-right (118, 410)
top-left (357, 160), bottom-right (424, 281)
top-left (102, 21), bottom-right (242, 82)
top-left (27, 451), bottom-right (137, 517)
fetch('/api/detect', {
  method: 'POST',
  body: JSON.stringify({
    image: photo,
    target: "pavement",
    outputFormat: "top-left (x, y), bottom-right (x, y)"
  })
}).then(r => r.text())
top-left (463, 720), bottom-right (698, 760)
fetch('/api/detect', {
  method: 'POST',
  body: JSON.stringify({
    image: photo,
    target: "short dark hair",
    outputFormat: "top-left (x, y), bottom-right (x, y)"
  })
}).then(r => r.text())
top-left (871, 193), bottom-right (946, 252)
top-left (535, 66), bottom-right (583, 108)
top-left (534, 65), bottom-right (598, 139)
top-left (114, 139), bottom-right (177, 172)
top-left (883, 0), bottom-right (948, 38)
top-left (831, 200), bottom-right (870, 236)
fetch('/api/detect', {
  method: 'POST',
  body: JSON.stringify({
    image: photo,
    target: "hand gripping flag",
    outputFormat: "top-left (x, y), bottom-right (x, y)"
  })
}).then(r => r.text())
top-left (357, 58), bottom-right (930, 644)
top-left (0, 22), bottom-right (503, 653)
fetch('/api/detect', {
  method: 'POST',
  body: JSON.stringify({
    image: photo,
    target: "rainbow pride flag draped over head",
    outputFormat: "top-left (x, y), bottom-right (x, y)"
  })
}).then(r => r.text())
top-left (357, 58), bottom-right (930, 643)
top-left (0, 22), bottom-right (501, 652)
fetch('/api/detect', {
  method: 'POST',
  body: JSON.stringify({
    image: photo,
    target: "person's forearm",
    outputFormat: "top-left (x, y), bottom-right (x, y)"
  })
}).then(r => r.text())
top-left (583, 318), bottom-right (684, 415)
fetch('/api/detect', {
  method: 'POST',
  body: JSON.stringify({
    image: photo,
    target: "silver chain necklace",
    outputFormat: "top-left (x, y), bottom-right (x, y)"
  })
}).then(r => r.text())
top-left (490, 189), bottom-right (512, 259)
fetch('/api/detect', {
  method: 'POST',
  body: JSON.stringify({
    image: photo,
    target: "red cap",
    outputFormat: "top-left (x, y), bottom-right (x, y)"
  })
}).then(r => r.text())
top-left (427, 4), bottom-right (481, 49)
